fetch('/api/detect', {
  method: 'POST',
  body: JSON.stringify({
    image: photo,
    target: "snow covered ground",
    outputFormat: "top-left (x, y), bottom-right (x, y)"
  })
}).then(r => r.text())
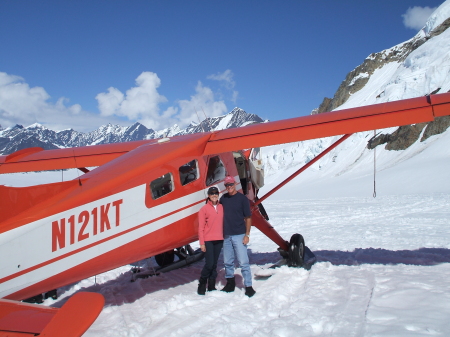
top-left (9, 126), bottom-right (445, 336)
top-left (44, 185), bottom-right (450, 337)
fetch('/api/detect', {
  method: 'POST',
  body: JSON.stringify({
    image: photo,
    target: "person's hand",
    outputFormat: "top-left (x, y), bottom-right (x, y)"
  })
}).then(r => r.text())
top-left (200, 244), bottom-right (206, 252)
top-left (243, 235), bottom-right (249, 245)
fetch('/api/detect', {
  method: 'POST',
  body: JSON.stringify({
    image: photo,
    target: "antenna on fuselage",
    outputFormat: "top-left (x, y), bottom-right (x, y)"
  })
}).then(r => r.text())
top-left (194, 106), bottom-right (205, 133)
top-left (71, 148), bottom-right (82, 186)
top-left (201, 107), bottom-right (214, 132)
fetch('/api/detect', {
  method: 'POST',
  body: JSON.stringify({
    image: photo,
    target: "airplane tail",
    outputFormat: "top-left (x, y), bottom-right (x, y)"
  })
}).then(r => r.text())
top-left (0, 180), bottom-right (80, 228)
top-left (0, 292), bottom-right (104, 337)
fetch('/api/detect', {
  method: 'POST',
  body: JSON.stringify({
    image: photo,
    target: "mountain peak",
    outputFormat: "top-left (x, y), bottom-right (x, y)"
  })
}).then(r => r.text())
top-left (26, 123), bottom-right (46, 130)
top-left (230, 107), bottom-right (245, 114)
top-left (0, 108), bottom-right (265, 155)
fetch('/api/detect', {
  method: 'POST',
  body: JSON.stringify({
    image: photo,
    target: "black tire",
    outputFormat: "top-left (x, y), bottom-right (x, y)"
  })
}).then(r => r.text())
top-left (288, 233), bottom-right (305, 267)
top-left (155, 250), bottom-right (175, 267)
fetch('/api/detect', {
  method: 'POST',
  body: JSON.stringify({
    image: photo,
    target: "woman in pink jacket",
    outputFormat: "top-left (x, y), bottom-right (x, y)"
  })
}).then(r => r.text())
top-left (197, 186), bottom-right (224, 295)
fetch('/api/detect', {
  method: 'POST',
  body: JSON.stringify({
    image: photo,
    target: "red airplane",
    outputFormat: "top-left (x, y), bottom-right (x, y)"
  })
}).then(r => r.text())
top-left (1, 93), bottom-right (449, 336)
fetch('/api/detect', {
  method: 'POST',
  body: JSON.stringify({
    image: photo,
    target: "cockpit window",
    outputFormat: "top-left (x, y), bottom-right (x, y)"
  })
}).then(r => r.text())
top-left (150, 173), bottom-right (174, 199)
top-left (179, 160), bottom-right (199, 186)
top-left (206, 156), bottom-right (226, 186)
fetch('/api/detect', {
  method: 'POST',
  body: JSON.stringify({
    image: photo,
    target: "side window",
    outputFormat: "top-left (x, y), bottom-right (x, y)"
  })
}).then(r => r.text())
top-left (206, 155), bottom-right (226, 186)
top-left (179, 160), bottom-right (199, 186)
top-left (150, 173), bottom-right (174, 199)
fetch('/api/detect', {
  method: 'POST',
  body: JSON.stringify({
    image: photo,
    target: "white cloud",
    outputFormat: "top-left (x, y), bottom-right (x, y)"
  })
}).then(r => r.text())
top-left (402, 6), bottom-right (437, 30)
top-left (96, 72), bottom-right (169, 129)
top-left (97, 72), bottom-right (228, 130)
top-left (0, 70), bottom-right (231, 132)
top-left (208, 69), bottom-right (235, 88)
top-left (171, 81), bottom-right (228, 128)
top-left (207, 69), bottom-right (239, 103)
top-left (0, 72), bottom-right (111, 132)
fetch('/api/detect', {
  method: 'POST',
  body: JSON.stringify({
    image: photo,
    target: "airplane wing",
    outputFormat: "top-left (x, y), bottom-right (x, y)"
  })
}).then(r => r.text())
top-left (0, 292), bottom-right (104, 337)
top-left (203, 93), bottom-right (450, 155)
top-left (0, 139), bottom-right (152, 174)
top-left (1, 93), bottom-right (449, 175)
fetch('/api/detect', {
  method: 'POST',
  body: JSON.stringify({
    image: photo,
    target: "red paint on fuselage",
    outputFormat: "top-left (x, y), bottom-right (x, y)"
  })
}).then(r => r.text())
top-left (3, 145), bottom-right (242, 301)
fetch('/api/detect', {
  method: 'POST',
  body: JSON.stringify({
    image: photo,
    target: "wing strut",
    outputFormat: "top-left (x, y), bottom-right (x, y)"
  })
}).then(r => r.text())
top-left (250, 134), bottom-right (352, 256)
top-left (255, 133), bottom-right (352, 206)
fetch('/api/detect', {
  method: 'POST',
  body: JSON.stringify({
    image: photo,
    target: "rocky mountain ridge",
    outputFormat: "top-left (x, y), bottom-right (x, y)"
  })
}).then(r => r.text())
top-left (0, 107), bottom-right (264, 155)
top-left (316, 8), bottom-right (450, 151)
top-left (317, 17), bottom-right (450, 114)
top-left (263, 1), bottom-right (450, 179)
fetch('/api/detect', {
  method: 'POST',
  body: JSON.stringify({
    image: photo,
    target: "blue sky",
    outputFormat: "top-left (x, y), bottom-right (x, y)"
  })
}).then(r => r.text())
top-left (0, 0), bottom-right (445, 131)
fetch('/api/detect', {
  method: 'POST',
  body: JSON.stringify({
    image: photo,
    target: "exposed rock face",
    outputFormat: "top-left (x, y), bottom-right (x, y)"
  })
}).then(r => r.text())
top-left (367, 116), bottom-right (450, 151)
top-left (318, 17), bottom-right (450, 114)
top-left (367, 123), bottom-right (427, 151)
top-left (315, 14), bottom-right (450, 152)
top-left (317, 98), bottom-right (333, 115)
top-left (428, 17), bottom-right (450, 37)
top-left (421, 115), bottom-right (450, 141)
top-left (317, 39), bottom-right (421, 114)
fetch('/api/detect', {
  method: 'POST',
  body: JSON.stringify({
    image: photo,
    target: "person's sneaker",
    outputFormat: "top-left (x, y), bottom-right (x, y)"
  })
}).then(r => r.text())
top-left (245, 286), bottom-right (256, 297)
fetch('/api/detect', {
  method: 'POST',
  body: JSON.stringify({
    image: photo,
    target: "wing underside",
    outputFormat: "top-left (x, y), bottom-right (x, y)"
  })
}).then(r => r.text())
top-left (0, 139), bottom-right (153, 174)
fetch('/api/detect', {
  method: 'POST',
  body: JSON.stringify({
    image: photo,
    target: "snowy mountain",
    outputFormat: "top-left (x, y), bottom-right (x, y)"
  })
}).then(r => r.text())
top-left (0, 107), bottom-right (264, 155)
top-left (262, 0), bottom-right (450, 196)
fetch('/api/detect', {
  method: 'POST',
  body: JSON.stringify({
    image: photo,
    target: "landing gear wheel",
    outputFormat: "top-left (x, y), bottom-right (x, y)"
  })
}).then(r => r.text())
top-left (155, 250), bottom-right (175, 267)
top-left (288, 233), bottom-right (305, 267)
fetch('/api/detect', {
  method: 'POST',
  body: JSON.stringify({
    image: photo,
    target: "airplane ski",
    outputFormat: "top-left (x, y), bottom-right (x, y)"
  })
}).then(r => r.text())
top-left (131, 246), bottom-right (206, 281)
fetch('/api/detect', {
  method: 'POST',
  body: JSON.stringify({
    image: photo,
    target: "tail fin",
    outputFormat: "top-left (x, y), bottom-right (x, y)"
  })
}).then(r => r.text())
top-left (0, 180), bottom-right (79, 227)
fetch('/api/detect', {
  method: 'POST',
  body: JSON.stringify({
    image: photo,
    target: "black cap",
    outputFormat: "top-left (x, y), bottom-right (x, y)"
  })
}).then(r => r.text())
top-left (207, 187), bottom-right (219, 195)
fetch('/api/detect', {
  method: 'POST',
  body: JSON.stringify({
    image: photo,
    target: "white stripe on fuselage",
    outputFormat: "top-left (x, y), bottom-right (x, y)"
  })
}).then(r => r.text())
top-left (0, 177), bottom-right (241, 298)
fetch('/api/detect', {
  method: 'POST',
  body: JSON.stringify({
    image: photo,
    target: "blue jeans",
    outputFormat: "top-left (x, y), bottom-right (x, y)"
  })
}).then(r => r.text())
top-left (223, 234), bottom-right (252, 287)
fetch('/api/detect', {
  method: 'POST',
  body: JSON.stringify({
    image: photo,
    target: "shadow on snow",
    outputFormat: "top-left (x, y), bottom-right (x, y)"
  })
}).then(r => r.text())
top-left (50, 247), bottom-right (450, 308)
top-left (315, 247), bottom-right (450, 266)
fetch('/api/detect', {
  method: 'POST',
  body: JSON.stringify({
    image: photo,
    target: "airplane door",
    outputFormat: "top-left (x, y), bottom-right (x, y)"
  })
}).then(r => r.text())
top-left (232, 152), bottom-right (249, 195)
top-left (249, 147), bottom-right (264, 189)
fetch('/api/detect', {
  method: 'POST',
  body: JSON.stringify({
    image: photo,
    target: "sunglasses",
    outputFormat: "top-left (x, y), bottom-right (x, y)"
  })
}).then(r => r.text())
top-left (224, 183), bottom-right (234, 187)
top-left (209, 192), bottom-right (219, 196)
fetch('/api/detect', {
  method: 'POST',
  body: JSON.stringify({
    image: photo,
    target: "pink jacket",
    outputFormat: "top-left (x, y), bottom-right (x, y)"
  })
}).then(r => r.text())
top-left (198, 200), bottom-right (224, 245)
